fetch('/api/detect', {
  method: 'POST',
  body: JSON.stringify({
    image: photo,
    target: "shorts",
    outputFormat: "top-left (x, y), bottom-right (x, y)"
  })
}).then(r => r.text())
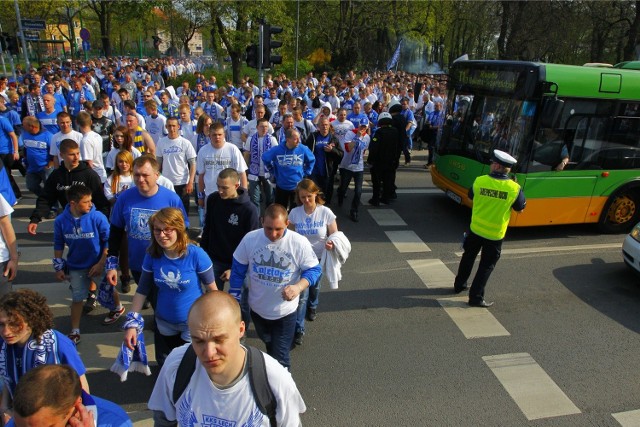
top-left (69, 269), bottom-right (102, 302)
top-left (155, 316), bottom-right (191, 341)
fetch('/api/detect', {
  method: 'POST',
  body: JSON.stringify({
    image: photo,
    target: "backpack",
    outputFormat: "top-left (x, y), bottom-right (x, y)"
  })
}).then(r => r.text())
top-left (172, 345), bottom-right (277, 427)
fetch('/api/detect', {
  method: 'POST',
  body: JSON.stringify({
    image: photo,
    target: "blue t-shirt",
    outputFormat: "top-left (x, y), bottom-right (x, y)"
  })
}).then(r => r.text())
top-left (54, 205), bottom-right (109, 270)
top-left (110, 186), bottom-right (188, 272)
top-left (36, 110), bottom-right (61, 134)
top-left (22, 130), bottom-right (52, 173)
top-left (311, 133), bottom-right (330, 177)
top-left (138, 244), bottom-right (213, 324)
top-left (0, 116), bottom-right (15, 154)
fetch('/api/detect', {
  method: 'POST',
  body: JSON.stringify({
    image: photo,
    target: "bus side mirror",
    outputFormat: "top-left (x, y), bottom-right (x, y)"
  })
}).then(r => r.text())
top-left (540, 98), bottom-right (564, 128)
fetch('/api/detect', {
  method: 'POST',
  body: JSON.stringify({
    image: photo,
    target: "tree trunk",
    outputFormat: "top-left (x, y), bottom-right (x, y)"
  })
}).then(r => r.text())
top-left (623, 0), bottom-right (640, 60)
top-left (497, 1), bottom-right (510, 59)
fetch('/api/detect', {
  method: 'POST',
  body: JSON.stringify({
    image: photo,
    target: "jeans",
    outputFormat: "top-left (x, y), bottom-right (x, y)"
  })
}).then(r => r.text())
top-left (248, 177), bottom-right (273, 212)
top-left (337, 169), bottom-right (364, 213)
top-left (25, 168), bottom-right (52, 198)
top-left (251, 310), bottom-right (296, 369)
top-left (274, 186), bottom-right (296, 211)
top-left (194, 183), bottom-right (204, 228)
top-left (295, 275), bottom-right (321, 334)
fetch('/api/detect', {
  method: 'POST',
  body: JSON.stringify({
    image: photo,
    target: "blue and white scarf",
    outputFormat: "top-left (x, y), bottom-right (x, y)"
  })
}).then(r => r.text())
top-left (351, 134), bottom-right (365, 165)
top-left (97, 276), bottom-right (117, 311)
top-left (248, 132), bottom-right (273, 180)
top-left (202, 102), bottom-right (218, 121)
top-left (0, 330), bottom-right (61, 398)
top-left (110, 312), bottom-right (151, 382)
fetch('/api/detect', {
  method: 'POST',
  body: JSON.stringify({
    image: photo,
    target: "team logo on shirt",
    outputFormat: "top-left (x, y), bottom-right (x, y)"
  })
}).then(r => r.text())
top-left (228, 213), bottom-right (239, 226)
top-left (275, 154), bottom-right (303, 167)
top-left (129, 207), bottom-right (156, 240)
top-left (158, 267), bottom-right (185, 290)
top-left (252, 246), bottom-right (293, 285)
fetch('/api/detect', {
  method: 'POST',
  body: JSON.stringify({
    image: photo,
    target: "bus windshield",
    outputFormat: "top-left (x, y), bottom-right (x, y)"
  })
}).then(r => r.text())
top-left (440, 91), bottom-right (537, 171)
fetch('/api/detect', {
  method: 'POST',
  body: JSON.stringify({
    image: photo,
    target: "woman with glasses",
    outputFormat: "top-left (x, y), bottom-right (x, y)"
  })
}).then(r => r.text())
top-left (0, 289), bottom-right (90, 413)
top-left (122, 207), bottom-right (216, 366)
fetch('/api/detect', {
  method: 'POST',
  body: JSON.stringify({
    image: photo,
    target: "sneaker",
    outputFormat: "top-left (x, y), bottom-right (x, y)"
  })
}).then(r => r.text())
top-left (306, 307), bottom-right (317, 321)
top-left (67, 333), bottom-right (80, 345)
top-left (350, 211), bottom-right (359, 222)
top-left (368, 198), bottom-right (380, 207)
top-left (82, 292), bottom-right (97, 314)
top-left (103, 306), bottom-right (125, 325)
top-left (120, 276), bottom-right (131, 294)
top-left (46, 210), bottom-right (57, 219)
top-left (294, 331), bottom-right (304, 346)
top-left (142, 299), bottom-right (151, 310)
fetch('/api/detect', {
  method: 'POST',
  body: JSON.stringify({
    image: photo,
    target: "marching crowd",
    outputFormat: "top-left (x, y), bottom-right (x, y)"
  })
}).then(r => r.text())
top-left (0, 55), bottom-right (449, 426)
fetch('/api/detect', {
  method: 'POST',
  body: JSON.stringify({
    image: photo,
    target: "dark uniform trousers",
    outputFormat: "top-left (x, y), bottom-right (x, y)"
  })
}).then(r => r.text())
top-left (454, 230), bottom-right (502, 303)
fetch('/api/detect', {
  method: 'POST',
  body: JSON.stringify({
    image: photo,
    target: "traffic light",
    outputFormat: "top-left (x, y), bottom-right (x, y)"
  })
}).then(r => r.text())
top-left (246, 44), bottom-right (258, 69)
top-left (7, 35), bottom-right (18, 55)
top-left (0, 33), bottom-right (8, 51)
top-left (261, 24), bottom-right (282, 69)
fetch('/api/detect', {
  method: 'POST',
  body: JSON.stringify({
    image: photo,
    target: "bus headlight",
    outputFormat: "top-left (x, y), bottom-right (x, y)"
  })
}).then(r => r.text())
top-left (630, 223), bottom-right (640, 242)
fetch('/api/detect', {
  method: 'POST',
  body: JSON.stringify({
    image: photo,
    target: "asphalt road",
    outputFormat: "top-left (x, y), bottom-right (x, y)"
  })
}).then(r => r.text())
top-left (10, 149), bottom-right (640, 426)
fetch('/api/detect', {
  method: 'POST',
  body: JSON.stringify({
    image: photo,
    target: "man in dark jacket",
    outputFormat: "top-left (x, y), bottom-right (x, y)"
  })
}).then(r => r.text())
top-left (200, 168), bottom-right (259, 325)
top-left (303, 116), bottom-right (343, 203)
top-left (367, 112), bottom-right (400, 206)
top-left (27, 139), bottom-right (109, 235)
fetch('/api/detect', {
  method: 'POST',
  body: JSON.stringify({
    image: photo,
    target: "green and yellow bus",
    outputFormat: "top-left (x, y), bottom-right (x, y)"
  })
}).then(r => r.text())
top-left (432, 60), bottom-right (640, 233)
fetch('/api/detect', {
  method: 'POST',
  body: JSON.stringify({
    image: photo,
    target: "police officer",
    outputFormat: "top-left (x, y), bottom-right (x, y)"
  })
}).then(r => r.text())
top-left (453, 149), bottom-right (526, 307)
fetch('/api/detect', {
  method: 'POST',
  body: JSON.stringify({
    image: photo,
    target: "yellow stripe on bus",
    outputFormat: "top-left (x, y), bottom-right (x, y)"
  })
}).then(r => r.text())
top-left (510, 196), bottom-right (607, 227)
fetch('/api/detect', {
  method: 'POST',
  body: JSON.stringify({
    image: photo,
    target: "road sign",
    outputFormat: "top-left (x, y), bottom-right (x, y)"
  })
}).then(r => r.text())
top-left (82, 40), bottom-right (90, 51)
top-left (23, 31), bottom-right (39, 41)
top-left (80, 28), bottom-right (90, 41)
top-left (21, 19), bottom-right (46, 31)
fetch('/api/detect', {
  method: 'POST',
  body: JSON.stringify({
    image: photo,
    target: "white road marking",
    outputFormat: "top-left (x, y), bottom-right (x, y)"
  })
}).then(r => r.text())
top-left (407, 259), bottom-right (455, 289)
top-left (454, 242), bottom-right (621, 257)
top-left (612, 409), bottom-right (640, 426)
top-left (368, 209), bottom-right (407, 226)
top-left (15, 245), bottom-right (65, 265)
top-left (385, 230), bottom-right (431, 252)
top-left (483, 353), bottom-right (581, 420)
top-left (437, 296), bottom-right (510, 338)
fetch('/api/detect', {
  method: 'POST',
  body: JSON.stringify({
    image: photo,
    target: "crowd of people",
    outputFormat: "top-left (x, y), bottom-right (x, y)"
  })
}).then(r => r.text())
top-left (0, 55), bottom-right (450, 425)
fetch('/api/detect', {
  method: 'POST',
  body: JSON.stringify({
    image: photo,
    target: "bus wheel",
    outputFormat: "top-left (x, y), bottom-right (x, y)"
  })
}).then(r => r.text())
top-left (599, 190), bottom-right (640, 233)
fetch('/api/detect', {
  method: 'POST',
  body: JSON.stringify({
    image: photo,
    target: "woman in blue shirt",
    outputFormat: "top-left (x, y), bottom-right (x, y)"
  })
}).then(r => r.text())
top-left (123, 207), bottom-right (215, 366)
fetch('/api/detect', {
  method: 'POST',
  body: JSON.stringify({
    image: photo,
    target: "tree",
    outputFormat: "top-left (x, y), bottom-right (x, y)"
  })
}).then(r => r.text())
top-left (86, 0), bottom-right (118, 56)
top-left (172, 0), bottom-right (208, 56)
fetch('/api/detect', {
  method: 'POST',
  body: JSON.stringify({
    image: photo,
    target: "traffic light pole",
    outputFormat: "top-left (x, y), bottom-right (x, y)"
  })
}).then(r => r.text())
top-left (258, 23), bottom-right (264, 89)
top-left (13, 0), bottom-right (30, 71)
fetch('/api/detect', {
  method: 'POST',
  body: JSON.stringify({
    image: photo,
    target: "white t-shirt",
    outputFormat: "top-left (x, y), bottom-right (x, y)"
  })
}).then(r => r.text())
top-left (104, 173), bottom-right (134, 201)
top-left (80, 130), bottom-right (107, 182)
top-left (196, 142), bottom-right (247, 196)
top-left (179, 119), bottom-right (198, 151)
top-left (288, 205), bottom-right (336, 259)
top-left (145, 114), bottom-right (168, 144)
top-left (242, 119), bottom-right (274, 140)
top-left (224, 116), bottom-right (249, 150)
top-left (340, 132), bottom-right (370, 172)
top-left (233, 228), bottom-right (319, 319)
top-left (0, 194), bottom-right (14, 262)
top-left (156, 136), bottom-right (197, 186)
top-left (331, 119), bottom-right (355, 146)
top-left (105, 147), bottom-right (142, 171)
top-left (148, 344), bottom-right (306, 427)
top-left (50, 130), bottom-right (83, 163)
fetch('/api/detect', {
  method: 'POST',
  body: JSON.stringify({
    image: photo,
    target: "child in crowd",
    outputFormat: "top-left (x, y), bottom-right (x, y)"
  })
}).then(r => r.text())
top-left (53, 185), bottom-right (125, 345)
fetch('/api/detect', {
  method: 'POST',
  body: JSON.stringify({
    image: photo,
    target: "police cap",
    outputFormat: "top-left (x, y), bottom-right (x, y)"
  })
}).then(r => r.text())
top-left (492, 150), bottom-right (517, 167)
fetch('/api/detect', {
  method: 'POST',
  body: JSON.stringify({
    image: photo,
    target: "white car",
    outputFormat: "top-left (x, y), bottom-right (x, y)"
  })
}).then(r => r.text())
top-left (622, 222), bottom-right (640, 274)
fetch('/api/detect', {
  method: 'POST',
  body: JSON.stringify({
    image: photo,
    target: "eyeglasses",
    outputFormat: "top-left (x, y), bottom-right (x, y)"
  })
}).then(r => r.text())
top-left (153, 227), bottom-right (176, 236)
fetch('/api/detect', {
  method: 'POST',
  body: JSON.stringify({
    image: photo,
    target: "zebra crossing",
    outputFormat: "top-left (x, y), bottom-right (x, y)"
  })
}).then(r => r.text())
top-left (367, 205), bottom-right (640, 426)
